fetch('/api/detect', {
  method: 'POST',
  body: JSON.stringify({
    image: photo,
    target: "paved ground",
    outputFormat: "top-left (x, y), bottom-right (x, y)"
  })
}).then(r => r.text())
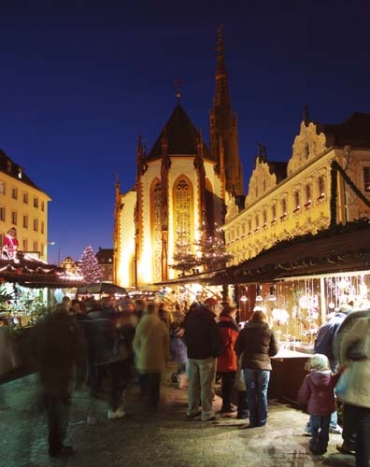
top-left (0, 363), bottom-right (356, 467)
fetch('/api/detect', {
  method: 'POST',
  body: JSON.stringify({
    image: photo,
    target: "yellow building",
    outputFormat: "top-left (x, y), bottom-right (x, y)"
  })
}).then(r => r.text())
top-left (224, 111), bottom-right (370, 265)
top-left (0, 150), bottom-right (51, 261)
top-left (114, 28), bottom-right (243, 289)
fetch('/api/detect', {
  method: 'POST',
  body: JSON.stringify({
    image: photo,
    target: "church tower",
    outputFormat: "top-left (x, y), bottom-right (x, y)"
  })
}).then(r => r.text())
top-left (114, 29), bottom-right (240, 288)
top-left (210, 26), bottom-right (244, 196)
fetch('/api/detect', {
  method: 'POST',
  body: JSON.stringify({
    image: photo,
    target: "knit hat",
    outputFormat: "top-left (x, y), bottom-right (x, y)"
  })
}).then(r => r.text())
top-left (204, 297), bottom-right (218, 307)
top-left (310, 353), bottom-right (330, 371)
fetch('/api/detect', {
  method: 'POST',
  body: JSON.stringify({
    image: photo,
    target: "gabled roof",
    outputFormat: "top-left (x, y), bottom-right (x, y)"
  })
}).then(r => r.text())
top-left (319, 112), bottom-right (370, 147)
top-left (146, 103), bottom-right (213, 161)
top-left (0, 150), bottom-right (48, 195)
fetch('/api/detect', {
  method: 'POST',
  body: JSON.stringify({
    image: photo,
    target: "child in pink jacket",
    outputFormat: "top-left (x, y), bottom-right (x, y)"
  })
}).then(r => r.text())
top-left (298, 354), bottom-right (342, 455)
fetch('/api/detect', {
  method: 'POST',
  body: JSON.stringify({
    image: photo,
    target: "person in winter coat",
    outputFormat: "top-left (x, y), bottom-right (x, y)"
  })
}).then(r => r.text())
top-left (334, 310), bottom-right (370, 467)
top-left (31, 304), bottom-right (87, 458)
top-left (184, 297), bottom-right (222, 422)
top-left (298, 354), bottom-right (342, 456)
top-left (217, 305), bottom-right (239, 413)
top-left (133, 301), bottom-right (170, 408)
top-left (234, 310), bottom-right (279, 427)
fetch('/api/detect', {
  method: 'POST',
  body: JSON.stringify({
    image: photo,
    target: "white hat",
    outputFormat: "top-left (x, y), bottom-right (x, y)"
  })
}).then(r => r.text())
top-left (310, 353), bottom-right (330, 371)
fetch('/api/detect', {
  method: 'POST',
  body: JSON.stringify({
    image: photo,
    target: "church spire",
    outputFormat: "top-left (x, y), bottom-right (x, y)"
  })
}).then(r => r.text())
top-left (214, 24), bottom-right (230, 111)
top-left (210, 26), bottom-right (244, 197)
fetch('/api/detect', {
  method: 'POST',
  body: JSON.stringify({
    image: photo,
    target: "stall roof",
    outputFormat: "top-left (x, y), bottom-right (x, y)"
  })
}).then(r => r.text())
top-left (76, 282), bottom-right (127, 295)
top-left (210, 219), bottom-right (370, 285)
top-left (0, 255), bottom-right (84, 288)
top-left (155, 220), bottom-right (370, 287)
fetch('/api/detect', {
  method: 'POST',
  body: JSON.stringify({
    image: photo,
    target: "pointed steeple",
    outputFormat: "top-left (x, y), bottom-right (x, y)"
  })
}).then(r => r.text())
top-left (214, 24), bottom-right (231, 112)
top-left (210, 26), bottom-right (244, 197)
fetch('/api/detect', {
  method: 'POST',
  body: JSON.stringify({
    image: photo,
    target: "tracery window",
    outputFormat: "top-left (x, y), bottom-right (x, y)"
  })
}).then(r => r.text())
top-left (175, 179), bottom-right (191, 245)
top-left (152, 182), bottom-right (162, 281)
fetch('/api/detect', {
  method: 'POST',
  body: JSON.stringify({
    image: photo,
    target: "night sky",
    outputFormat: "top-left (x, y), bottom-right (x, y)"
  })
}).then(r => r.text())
top-left (1, 1), bottom-right (370, 264)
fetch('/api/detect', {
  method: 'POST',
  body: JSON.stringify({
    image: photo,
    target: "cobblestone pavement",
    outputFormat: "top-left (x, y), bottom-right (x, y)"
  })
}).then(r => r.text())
top-left (0, 364), bottom-right (356, 467)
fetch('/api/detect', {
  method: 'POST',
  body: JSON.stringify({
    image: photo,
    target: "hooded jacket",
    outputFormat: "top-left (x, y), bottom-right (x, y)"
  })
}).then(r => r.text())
top-left (298, 370), bottom-right (341, 415)
top-left (334, 311), bottom-right (370, 409)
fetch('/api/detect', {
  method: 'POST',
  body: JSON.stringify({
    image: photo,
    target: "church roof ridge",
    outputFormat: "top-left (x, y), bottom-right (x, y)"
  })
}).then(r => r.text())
top-left (146, 103), bottom-right (214, 161)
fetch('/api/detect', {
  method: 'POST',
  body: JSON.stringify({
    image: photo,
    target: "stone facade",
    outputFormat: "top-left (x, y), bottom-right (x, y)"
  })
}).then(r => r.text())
top-left (224, 114), bottom-right (370, 265)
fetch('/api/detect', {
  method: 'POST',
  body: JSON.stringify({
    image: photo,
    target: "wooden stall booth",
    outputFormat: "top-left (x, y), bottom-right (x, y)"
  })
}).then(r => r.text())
top-left (0, 255), bottom-right (83, 383)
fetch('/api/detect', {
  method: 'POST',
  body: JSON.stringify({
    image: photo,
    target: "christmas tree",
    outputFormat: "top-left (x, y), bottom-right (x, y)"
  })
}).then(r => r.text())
top-left (169, 230), bottom-right (199, 276)
top-left (79, 245), bottom-right (103, 284)
top-left (195, 223), bottom-right (233, 271)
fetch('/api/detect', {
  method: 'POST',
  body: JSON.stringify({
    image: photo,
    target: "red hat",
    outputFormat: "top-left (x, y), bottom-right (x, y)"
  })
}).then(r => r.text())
top-left (204, 297), bottom-right (218, 307)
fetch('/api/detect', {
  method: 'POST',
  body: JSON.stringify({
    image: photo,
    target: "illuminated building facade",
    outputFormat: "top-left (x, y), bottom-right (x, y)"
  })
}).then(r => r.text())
top-left (0, 150), bottom-right (50, 261)
top-left (114, 28), bottom-right (243, 288)
top-left (224, 111), bottom-right (370, 264)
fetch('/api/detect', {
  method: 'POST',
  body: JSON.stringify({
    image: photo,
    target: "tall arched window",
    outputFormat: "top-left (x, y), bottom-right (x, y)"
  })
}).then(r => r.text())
top-left (152, 182), bottom-right (162, 281)
top-left (175, 179), bottom-right (191, 244)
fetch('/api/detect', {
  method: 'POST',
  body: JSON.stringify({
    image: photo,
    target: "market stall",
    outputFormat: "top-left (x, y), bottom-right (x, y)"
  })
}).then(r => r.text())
top-left (0, 255), bottom-right (83, 383)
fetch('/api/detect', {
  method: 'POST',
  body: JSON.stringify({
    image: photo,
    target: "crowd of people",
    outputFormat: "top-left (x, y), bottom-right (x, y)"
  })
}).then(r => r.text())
top-left (30, 293), bottom-right (370, 467)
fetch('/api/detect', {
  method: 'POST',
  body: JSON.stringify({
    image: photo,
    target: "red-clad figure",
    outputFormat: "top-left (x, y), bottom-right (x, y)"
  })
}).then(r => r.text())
top-left (2, 227), bottom-right (19, 260)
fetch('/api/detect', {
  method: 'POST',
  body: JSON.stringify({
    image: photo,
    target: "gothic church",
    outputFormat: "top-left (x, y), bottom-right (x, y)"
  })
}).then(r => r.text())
top-left (113, 28), bottom-right (243, 288)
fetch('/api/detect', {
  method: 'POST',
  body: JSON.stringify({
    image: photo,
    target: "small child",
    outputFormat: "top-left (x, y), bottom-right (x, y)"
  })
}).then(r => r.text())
top-left (298, 353), bottom-right (342, 456)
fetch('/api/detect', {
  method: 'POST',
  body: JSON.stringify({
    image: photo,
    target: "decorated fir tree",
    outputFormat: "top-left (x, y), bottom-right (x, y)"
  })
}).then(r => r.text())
top-left (195, 223), bottom-right (233, 271)
top-left (79, 245), bottom-right (103, 284)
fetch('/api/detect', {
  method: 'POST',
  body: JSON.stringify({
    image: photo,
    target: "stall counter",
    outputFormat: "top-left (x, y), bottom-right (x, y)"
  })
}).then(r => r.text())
top-left (269, 349), bottom-right (311, 405)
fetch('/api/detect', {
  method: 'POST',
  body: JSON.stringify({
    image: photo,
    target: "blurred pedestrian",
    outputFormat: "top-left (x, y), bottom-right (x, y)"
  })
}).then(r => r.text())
top-left (133, 301), bottom-right (170, 408)
top-left (334, 310), bottom-right (370, 467)
top-left (32, 303), bottom-right (87, 458)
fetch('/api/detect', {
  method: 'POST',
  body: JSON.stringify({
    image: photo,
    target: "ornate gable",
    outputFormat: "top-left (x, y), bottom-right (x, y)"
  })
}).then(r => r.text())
top-left (287, 121), bottom-right (328, 176)
top-left (245, 156), bottom-right (278, 207)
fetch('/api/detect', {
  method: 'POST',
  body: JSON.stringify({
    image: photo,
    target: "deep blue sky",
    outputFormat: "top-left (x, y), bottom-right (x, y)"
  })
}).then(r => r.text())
top-left (1, 0), bottom-right (370, 264)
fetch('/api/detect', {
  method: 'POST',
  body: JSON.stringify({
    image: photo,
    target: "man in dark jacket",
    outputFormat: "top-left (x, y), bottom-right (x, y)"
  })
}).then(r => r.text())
top-left (32, 304), bottom-right (87, 458)
top-left (184, 297), bottom-right (222, 422)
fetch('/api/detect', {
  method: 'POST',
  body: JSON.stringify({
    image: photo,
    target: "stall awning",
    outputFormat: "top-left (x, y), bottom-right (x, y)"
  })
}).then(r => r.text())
top-left (208, 220), bottom-right (370, 286)
top-left (76, 282), bottom-right (127, 295)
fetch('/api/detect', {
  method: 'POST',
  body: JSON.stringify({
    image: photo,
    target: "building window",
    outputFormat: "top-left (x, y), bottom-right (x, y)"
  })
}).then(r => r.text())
top-left (305, 184), bottom-right (312, 207)
top-left (0, 182), bottom-right (5, 194)
top-left (23, 215), bottom-right (28, 228)
top-left (33, 218), bottom-right (38, 231)
top-left (33, 241), bottom-right (38, 252)
top-left (0, 206), bottom-right (5, 221)
top-left (11, 187), bottom-right (18, 199)
top-left (23, 239), bottom-right (28, 251)
top-left (364, 167), bottom-right (370, 192)
top-left (262, 210), bottom-right (267, 227)
top-left (293, 191), bottom-right (300, 213)
top-left (23, 192), bottom-right (28, 204)
top-left (318, 176), bottom-right (325, 199)
top-left (41, 201), bottom-right (45, 212)
top-left (33, 197), bottom-right (39, 208)
top-left (271, 204), bottom-right (277, 223)
top-left (41, 221), bottom-right (44, 234)
top-left (281, 198), bottom-right (287, 219)
top-left (248, 219), bottom-right (252, 234)
top-left (11, 211), bottom-right (17, 225)
top-left (254, 215), bottom-right (259, 232)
